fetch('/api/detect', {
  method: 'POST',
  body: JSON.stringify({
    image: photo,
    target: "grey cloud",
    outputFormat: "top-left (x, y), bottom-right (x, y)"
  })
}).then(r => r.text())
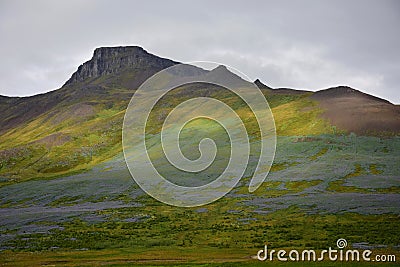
top-left (0, 0), bottom-right (399, 103)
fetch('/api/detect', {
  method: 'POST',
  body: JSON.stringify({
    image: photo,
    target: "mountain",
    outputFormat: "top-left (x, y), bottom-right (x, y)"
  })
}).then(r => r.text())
top-left (0, 46), bottom-right (399, 180)
top-left (0, 46), bottom-right (181, 179)
top-left (0, 46), bottom-right (178, 135)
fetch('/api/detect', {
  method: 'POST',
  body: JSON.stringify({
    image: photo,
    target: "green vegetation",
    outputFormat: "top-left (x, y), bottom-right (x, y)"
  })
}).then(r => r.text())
top-left (0, 81), bottom-right (399, 266)
top-left (0, 103), bottom-right (125, 181)
top-left (0, 83), bottom-right (333, 182)
top-left (1, 203), bottom-right (399, 265)
top-left (271, 98), bottom-right (333, 136)
top-left (309, 148), bottom-right (329, 161)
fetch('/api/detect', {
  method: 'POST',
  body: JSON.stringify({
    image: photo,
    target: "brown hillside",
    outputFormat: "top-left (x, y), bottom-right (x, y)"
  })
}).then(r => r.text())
top-left (311, 86), bottom-right (400, 135)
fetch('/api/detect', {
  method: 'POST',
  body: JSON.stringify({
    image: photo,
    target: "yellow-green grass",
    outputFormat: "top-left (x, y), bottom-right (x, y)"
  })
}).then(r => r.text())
top-left (327, 163), bottom-right (400, 193)
top-left (309, 147), bottom-right (329, 161)
top-left (271, 98), bottom-right (334, 136)
top-left (0, 103), bottom-right (125, 181)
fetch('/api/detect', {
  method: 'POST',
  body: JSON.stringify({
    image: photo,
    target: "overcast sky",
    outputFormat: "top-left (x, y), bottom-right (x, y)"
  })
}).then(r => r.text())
top-left (0, 0), bottom-right (399, 103)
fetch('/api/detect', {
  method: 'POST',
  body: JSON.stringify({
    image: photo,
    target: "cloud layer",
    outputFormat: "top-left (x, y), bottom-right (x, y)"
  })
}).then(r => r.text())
top-left (0, 0), bottom-right (399, 103)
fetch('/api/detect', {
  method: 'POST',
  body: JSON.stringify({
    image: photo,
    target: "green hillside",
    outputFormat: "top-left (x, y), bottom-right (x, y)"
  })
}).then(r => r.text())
top-left (0, 80), bottom-right (333, 182)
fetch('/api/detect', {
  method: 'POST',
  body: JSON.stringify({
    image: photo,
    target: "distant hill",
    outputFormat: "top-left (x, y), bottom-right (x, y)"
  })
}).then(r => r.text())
top-left (254, 79), bottom-right (310, 95)
top-left (0, 46), bottom-right (399, 180)
top-left (255, 80), bottom-right (400, 135)
top-left (310, 86), bottom-right (400, 134)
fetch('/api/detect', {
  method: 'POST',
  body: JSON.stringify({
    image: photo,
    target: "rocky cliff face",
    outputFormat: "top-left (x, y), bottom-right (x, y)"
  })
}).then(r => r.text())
top-left (64, 46), bottom-right (177, 85)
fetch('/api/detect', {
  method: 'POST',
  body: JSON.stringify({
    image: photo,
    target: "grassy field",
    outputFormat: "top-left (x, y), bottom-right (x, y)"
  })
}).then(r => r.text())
top-left (1, 134), bottom-right (399, 266)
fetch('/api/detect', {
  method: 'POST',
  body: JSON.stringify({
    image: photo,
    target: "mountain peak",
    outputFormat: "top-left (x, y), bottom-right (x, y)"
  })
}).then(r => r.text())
top-left (64, 46), bottom-right (177, 86)
top-left (254, 79), bottom-right (272, 90)
top-left (213, 65), bottom-right (228, 71)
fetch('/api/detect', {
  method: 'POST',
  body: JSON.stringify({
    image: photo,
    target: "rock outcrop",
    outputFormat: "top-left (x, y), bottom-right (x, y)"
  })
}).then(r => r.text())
top-left (64, 46), bottom-right (177, 85)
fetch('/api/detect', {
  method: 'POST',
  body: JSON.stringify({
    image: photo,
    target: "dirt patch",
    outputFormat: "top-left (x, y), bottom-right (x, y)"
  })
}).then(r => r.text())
top-left (0, 147), bottom-right (31, 161)
top-left (51, 103), bottom-right (96, 125)
top-left (31, 132), bottom-right (71, 148)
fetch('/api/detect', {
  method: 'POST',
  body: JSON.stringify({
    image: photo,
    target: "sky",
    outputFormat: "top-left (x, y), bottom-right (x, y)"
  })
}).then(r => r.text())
top-left (0, 0), bottom-right (399, 103)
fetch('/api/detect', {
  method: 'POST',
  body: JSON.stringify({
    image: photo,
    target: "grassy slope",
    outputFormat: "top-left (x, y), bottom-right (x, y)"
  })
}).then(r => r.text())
top-left (0, 83), bottom-right (332, 181)
top-left (0, 82), bottom-right (131, 180)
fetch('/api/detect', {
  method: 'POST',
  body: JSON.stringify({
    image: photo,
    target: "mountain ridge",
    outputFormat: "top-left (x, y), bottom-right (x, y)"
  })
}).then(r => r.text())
top-left (0, 46), bottom-right (398, 136)
top-left (0, 45), bottom-right (399, 180)
top-left (254, 79), bottom-right (311, 95)
top-left (0, 46), bottom-right (394, 106)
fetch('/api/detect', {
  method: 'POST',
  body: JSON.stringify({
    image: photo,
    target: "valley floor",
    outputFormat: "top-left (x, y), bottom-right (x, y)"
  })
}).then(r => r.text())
top-left (0, 135), bottom-right (399, 266)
